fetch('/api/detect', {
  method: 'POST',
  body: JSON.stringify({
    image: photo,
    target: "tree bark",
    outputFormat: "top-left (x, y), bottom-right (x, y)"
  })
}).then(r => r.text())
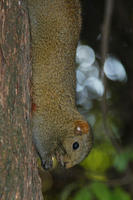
top-left (0, 0), bottom-right (43, 199)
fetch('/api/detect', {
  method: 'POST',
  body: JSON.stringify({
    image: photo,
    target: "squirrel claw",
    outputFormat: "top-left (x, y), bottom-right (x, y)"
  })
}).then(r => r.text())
top-left (41, 158), bottom-right (53, 170)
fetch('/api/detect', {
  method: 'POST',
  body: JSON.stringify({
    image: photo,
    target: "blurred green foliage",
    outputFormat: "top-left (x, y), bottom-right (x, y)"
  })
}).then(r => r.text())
top-left (80, 143), bottom-right (115, 174)
top-left (73, 187), bottom-right (92, 200)
top-left (59, 181), bottom-right (131, 200)
top-left (113, 150), bottom-right (133, 172)
top-left (72, 183), bottom-right (131, 200)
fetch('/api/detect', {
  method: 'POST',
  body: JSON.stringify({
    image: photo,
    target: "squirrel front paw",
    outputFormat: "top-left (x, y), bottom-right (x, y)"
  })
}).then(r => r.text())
top-left (41, 157), bottom-right (53, 170)
top-left (37, 150), bottom-right (53, 170)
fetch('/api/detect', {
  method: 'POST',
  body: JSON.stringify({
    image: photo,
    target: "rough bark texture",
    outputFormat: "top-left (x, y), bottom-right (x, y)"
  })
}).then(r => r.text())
top-left (0, 0), bottom-right (43, 199)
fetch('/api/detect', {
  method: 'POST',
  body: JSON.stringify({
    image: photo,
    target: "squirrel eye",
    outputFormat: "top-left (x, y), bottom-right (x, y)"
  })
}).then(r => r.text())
top-left (72, 142), bottom-right (79, 150)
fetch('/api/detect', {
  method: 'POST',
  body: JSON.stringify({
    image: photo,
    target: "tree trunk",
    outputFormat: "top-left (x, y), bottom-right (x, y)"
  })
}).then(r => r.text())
top-left (0, 0), bottom-right (43, 199)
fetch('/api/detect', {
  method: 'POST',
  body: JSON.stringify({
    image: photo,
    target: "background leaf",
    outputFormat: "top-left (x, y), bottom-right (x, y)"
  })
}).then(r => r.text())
top-left (73, 187), bottom-right (92, 200)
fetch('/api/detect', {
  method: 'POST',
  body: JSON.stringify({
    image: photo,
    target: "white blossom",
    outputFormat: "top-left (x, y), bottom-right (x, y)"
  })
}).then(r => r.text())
top-left (76, 88), bottom-right (89, 105)
top-left (76, 83), bottom-right (84, 92)
top-left (84, 77), bottom-right (104, 97)
top-left (104, 56), bottom-right (127, 82)
top-left (76, 44), bottom-right (95, 66)
top-left (76, 70), bottom-right (86, 85)
top-left (76, 89), bottom-right (92, 110)
top-left (78, 62), bottom-right (99, 78)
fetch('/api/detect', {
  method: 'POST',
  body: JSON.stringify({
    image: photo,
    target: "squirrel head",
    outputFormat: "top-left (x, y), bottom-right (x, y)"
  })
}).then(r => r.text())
top-left (56, 120), bottom-right (93, 168)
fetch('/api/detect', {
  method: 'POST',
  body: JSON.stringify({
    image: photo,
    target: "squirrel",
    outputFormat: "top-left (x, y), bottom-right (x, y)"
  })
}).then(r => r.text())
top-left (28, 0), bottom-right (93, 170)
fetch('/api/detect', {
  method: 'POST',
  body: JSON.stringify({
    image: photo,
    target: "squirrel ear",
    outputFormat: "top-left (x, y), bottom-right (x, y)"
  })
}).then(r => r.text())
top-left (74, 120), bottom-right (90, 135)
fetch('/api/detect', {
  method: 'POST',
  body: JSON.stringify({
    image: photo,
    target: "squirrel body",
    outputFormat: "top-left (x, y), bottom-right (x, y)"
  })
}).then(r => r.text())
top-left (28, 0), bottom-right (92, 169)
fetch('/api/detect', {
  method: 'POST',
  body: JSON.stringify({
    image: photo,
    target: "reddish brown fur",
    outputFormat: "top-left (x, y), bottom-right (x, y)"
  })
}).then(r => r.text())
top-left (75, 120), bottom-right (90, 135)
